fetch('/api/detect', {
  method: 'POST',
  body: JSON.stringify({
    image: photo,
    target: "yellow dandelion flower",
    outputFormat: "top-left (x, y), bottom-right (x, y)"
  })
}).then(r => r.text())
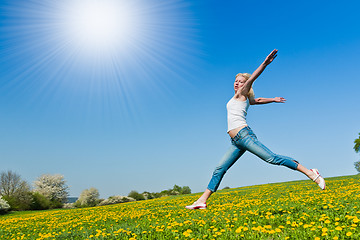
top-left (346, 232), bottom-right (352, 236)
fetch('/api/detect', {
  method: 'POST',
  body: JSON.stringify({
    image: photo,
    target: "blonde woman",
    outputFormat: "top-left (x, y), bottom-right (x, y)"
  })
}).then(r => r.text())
top-left (186, 49), bottom-right (325, 210)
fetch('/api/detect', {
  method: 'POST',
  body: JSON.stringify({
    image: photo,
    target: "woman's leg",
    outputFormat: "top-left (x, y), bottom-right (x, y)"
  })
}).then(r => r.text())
top-left (240, 129), bottom-right (324, 185)
top-left (196, 188), bottom-right (213, 205)
top-left (194, 144), bottom-right (245, 204)
top-left (237, 128), bottom-right (298, 170)
top-left (296, 163), bottom-right (323, 185)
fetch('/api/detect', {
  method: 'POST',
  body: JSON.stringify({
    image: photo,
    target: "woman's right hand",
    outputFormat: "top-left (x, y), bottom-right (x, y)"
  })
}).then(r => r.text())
top-left (263, 49), bottom-right (278, 66)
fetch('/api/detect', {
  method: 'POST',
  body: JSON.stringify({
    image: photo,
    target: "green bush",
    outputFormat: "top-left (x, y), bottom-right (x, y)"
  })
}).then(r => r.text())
top-left (2, 192), bottom-right (32, 211)
top-left (128, 191), bottom-right (145, 201)
top-left (50, 199), bottom-right (64, 209)
top-left (30, 192), bottom-right (51, 210)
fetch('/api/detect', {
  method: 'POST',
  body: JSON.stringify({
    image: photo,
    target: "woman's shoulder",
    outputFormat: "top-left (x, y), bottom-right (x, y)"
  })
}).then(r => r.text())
top-left (232, 93), bottom-right (247, 102)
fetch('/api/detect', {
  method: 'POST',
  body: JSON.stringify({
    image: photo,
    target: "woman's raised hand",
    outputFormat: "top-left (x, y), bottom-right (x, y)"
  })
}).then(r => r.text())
top-left (264, 49), bottom-right (278, 66)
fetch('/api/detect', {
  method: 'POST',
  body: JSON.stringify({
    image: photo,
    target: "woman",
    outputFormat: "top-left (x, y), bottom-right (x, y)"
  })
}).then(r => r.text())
top-left (186, 49), bottom-right (325, 210)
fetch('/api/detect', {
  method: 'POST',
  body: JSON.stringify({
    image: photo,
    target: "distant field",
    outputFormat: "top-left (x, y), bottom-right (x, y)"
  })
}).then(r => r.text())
top-left (1, 175), bottom-right (359, 239)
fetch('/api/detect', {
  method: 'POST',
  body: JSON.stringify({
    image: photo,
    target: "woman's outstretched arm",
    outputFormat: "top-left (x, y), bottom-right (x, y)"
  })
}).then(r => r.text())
top-left (240, 49), bottom-right (278, 96)
top-left (249, 97), bottom-right (286, 105)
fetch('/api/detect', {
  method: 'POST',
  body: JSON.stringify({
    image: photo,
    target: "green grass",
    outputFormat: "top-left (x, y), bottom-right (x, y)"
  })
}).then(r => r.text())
top-left (1, 174), bottom-right (359, 239)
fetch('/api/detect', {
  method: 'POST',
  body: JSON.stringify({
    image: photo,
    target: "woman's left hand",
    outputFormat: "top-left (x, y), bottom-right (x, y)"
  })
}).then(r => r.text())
top-left (274, 97), bottom-right (286, 103)
top-left (264, 49), bottom-right (278, 66)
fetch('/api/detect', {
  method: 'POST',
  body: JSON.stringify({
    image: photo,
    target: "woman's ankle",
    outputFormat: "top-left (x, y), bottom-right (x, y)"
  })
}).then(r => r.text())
top-left (196, 198), bottom-right (206, 204)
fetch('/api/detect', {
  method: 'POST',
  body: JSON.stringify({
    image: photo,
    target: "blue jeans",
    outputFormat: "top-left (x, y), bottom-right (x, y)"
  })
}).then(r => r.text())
top-left (207, 126), bottom-right (299, 192)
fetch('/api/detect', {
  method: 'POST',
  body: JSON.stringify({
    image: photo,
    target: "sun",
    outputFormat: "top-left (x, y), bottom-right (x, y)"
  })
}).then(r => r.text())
top-left (59, 0), bottom-right (138, 57)
top-left (0, 0), bottom-right (198, 109)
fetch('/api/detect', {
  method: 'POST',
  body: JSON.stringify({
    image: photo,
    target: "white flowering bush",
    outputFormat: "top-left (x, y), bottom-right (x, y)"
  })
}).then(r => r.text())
top-left (62, 203), bottom-right (75, 209)
top-left (0, 197), bottom-right (10, 214)
top-left (75, 187), bottom-right (99, 207)
top-left (33, 174), bottom-right (69, 206)
top-left (98, 196), bottom-right (135, 206)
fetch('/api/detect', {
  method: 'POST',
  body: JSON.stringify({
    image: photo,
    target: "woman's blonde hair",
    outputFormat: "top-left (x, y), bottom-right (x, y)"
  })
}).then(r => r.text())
top-left (235, 73), bottom-right (255, 99)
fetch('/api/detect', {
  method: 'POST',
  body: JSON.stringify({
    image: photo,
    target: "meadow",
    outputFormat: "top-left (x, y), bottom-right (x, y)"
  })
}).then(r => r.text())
top-left (1, 175), bottom-right (359, 240)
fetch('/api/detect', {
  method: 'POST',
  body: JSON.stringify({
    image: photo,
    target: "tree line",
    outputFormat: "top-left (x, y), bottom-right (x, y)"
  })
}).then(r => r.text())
top-left (0, 170), bottom-right (191, 214)
top-left (72, 185), bottom-right (192, 208)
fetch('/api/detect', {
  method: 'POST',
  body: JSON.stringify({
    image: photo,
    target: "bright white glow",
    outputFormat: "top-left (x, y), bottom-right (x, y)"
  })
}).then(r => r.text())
top-left (60, 0), bottom-right (138, 56)
top-left (0, 0), bottom-right (197, 110)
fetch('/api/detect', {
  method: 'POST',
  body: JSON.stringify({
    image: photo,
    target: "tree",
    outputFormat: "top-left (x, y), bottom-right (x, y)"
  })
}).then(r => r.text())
top-left (128, 190), bottom-right (145, 201)
top-left (75, 187), bottom-right (100, 207)
top-left (355, 133), bottom-right (360, 153)
top-left (180, 186), bottom-right (191, 194)
top-left (0, 170), bottom-right (32, 210)
top-left (0, 170), bottom-right (28, 196)
top-left (354, 133), bottom-right (360, 173)
top-left (172, 185), bottom-right (182, 194)
top-left (354, 162), bottom-right (360, 173)
top-left (33, 174), bottom-right (69, 206)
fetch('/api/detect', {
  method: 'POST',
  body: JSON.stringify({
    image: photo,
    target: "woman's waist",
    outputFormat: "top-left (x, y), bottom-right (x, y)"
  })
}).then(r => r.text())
top-left (228, 125), bottom-right (248, 139)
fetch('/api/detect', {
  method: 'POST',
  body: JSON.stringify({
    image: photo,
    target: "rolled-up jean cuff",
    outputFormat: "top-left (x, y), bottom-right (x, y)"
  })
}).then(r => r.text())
top-left (289, 160), bottom-right (299, 170)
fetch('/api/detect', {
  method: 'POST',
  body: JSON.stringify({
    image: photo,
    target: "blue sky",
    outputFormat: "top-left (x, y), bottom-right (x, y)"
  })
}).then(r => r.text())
top-left (1, 0), bottom-right (359, 198)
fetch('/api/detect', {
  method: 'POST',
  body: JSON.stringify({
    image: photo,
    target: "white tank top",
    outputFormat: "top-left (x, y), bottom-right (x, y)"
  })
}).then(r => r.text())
top-left (226, 97), bottom-right (249, 132)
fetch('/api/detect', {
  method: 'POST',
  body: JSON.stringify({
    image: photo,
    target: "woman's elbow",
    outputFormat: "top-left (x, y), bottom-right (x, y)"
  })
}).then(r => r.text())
top-left (249, 99), bottom-right (257, 105)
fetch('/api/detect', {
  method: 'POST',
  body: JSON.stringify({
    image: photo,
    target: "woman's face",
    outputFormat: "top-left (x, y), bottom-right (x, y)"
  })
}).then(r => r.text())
top-left (234, 75), bottom-right (247, 92)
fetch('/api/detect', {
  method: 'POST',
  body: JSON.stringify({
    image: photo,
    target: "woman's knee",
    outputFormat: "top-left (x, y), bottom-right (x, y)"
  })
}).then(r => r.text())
top-left (263, 153), bottom-right (278, 165)
top-left (213, 165), bottom-right (227, 176)
top-left (268, 155), bottom-right (299, 170)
